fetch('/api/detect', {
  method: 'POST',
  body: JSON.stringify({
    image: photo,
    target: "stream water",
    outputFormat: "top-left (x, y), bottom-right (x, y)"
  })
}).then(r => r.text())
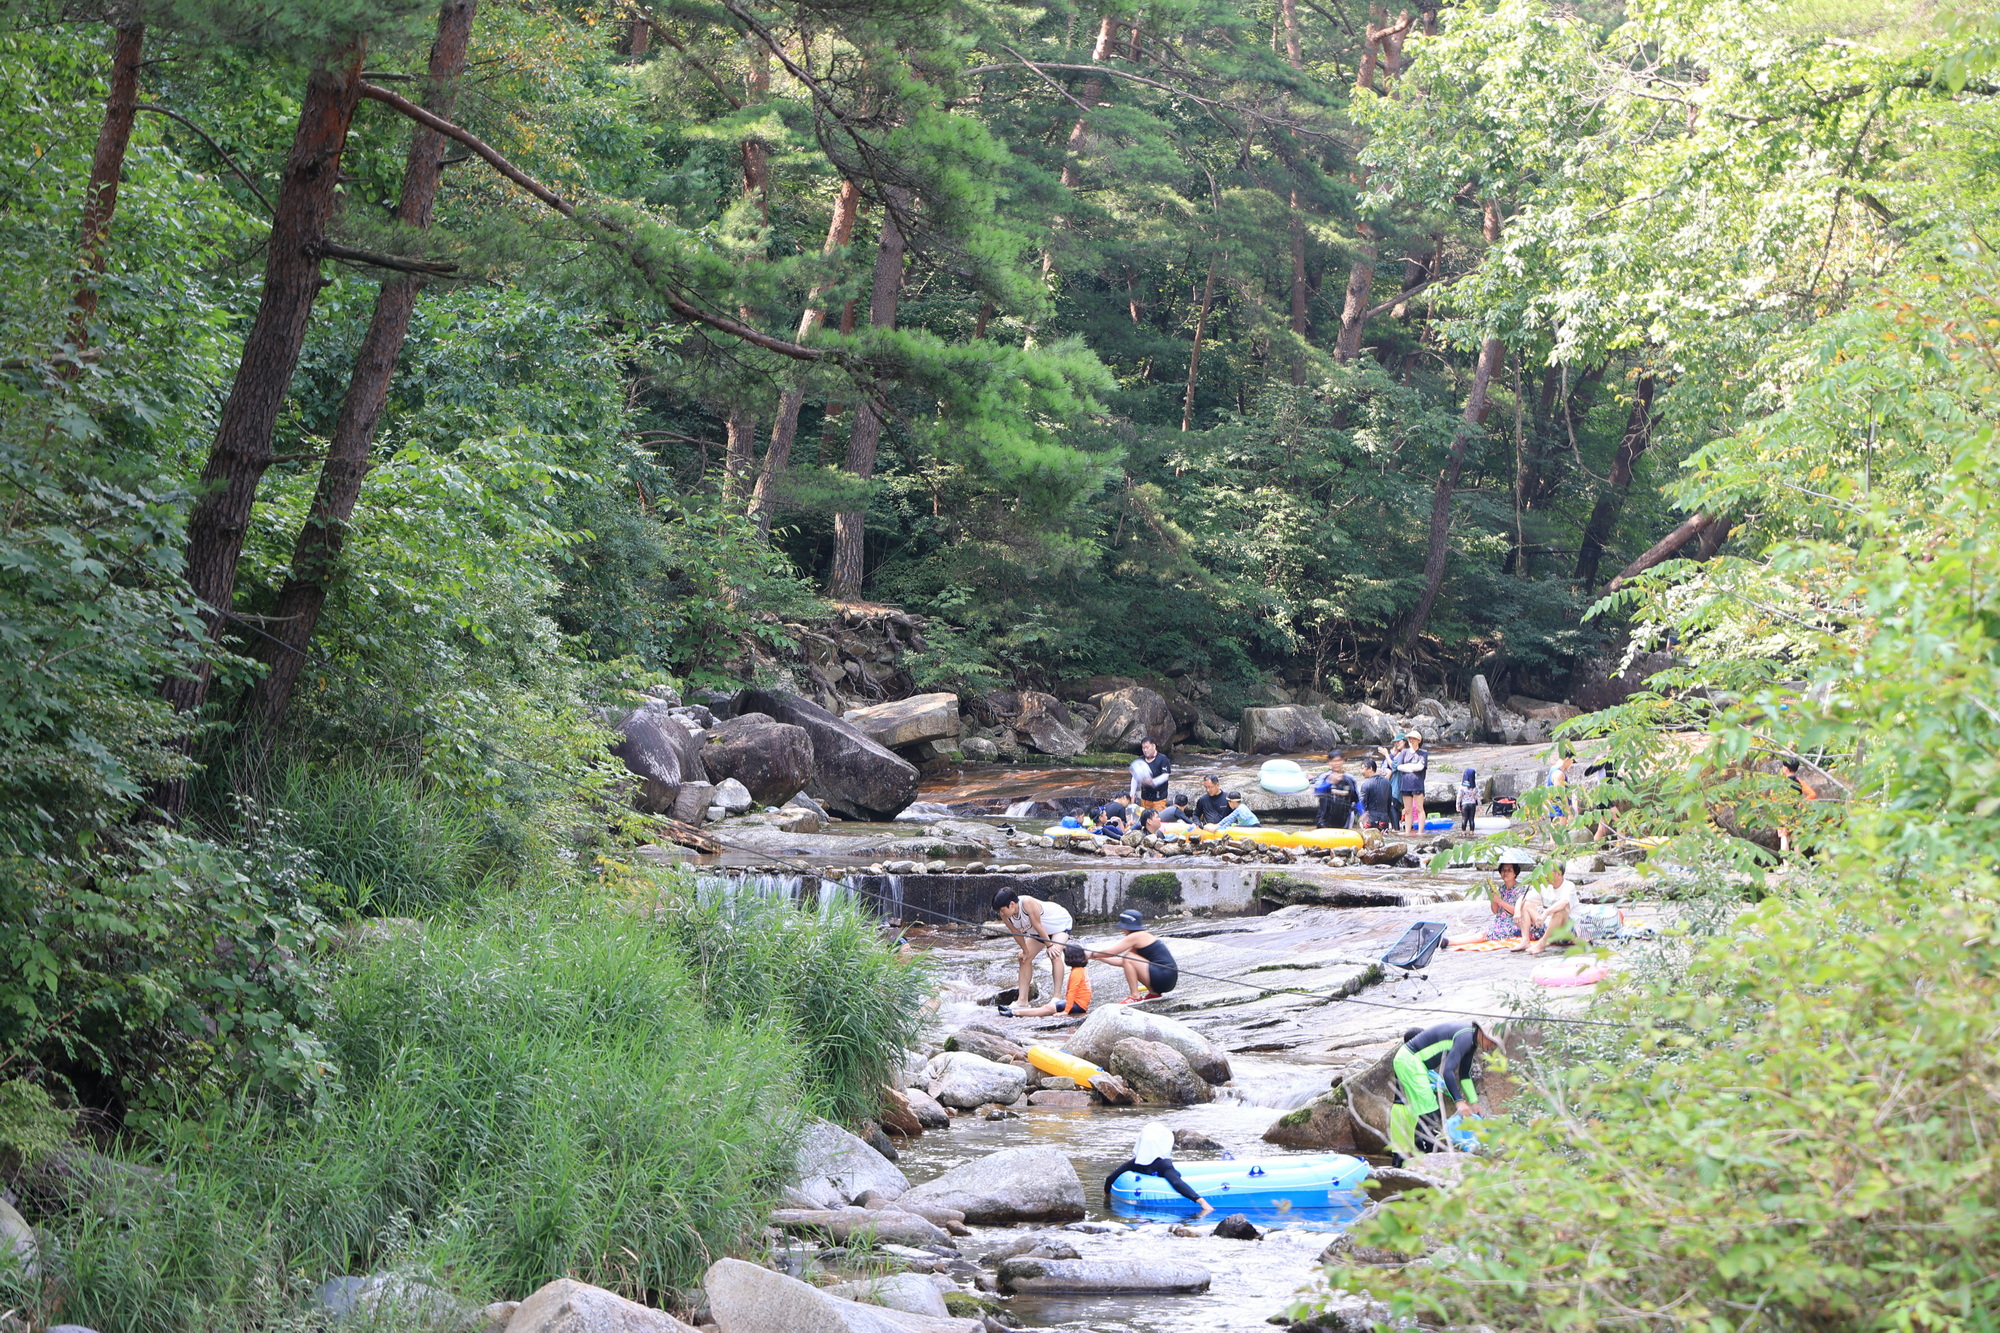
top-left (895, 957), bottom-right (1368, 1332)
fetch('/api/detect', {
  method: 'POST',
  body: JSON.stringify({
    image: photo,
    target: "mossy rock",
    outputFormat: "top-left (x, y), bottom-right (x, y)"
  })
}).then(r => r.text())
top-left (1127, 871), bottom-right (1183, 905)
top-left (944, 1290), bottom-right (1013, 1320)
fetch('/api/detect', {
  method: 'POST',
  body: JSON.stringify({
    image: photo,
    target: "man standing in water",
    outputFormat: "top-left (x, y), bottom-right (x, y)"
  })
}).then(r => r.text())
top-left (1130, 738), bottom-right (1173, 812)
top-left (992, 887), bottom-right (1074, 1008)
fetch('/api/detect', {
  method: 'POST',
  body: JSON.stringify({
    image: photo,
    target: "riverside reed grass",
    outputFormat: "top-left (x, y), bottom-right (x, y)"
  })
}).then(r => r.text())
top-left (10, 879), bottom-right (926, 1333)
top-left (648, 880), bottom-right (935, 1126)
top-left (265, 759), bottom-right (503, 917)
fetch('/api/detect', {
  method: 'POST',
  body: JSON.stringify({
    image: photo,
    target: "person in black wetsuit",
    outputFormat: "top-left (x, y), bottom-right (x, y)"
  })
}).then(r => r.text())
top-left (1105, 1124), bottom-right (1211, 1215)
top-left (1392, 1021), bottom-right (1497, 1156)
top-left (1088, 908), bottom-right (1180, 1003)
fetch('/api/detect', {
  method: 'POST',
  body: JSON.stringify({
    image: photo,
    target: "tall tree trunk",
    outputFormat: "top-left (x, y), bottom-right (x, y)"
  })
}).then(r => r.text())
top-left (72, 23), bottom-right (144, 353)
top-left (722, 54), bottom-right (772, 503)
top-left (244, 8), bottom-right (475, 738)
top-left (1289, 195), bottom-right (1308, 383)
top-left (751, 179), bottom-right (862, 536)
top-left (1181, 252), bottom-right (1218, 432)
top-left (1399, 199), bottom-right (1504, 653)
top-left (1333, 221), bottom-right (1376, 363)
top-left (1280, 0), bottom-right (1303, 67)
top-left (625, 17), bottom-right (650, 56)
top-left (828, 190), bottom-right (909, 598)
top-left (1572, 373), bottom-right (1655, 586)
top-left (154, 46), bottom-right (366, 795)
top-left (1696, 514), bottom-right (1730, 560)
top-left (1041, 14), bottom-right (1118, 278)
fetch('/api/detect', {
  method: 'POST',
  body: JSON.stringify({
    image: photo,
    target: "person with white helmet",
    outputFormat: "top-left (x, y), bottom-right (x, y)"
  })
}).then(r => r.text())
top-left (1104, 1123), bottom-right (1211, 1215)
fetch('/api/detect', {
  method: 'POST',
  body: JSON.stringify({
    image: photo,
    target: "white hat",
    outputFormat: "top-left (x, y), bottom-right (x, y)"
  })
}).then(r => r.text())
top-left (1133, 1123), bottom-right (1173, 1166)
top-left (1494, 847), bottom-right (1538, 868)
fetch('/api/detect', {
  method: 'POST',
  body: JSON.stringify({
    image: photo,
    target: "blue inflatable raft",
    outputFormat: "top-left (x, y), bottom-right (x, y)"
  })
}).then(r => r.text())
top-left (1109, 1153), bottom-right (1371, 1211)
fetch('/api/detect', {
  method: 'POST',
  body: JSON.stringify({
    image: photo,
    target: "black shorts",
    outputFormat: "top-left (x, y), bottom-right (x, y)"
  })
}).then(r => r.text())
top-left (1146, 963), bottom-right (1179, 995)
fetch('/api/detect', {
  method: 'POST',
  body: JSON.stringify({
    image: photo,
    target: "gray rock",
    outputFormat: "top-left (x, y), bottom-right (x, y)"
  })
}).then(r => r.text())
top-left (0, 1197), bottom-right (38, 1278)
top-left (1238, 705), bottom-right (1340, 755)
top-left (1211, 1213), bottom-right (1261, 1240)
top-left (786, 790), bottom-right (831, 819)
top-left (705, 1257), bottom-right (977, 1333)
top-left (315, 1273), bottom-right (472, 1329)
top-left (769, 1207), bottom-right (950, 1248)
top-left (608, 700), bottom-right (709, 814)
top-left (922, 1051), bottom-right (1028, 1110)
top-left (1344, 702), bottom-right (1401, 746)
top-left (1107, 1037), bottom-right (1209, 1106)
top-left (962, 737), bottom-right (999, 761)
top-left (1084, 686), bottom-right (1173, 753)
top-left (1064, 1005), bottom-right (1231, 1084)
top-left (896, 1145), bottom-right (1086, 1224)
top-left (844, 694), bottom-right (962, 751)
top-left (1087, 1071), bottom-right (1136, 1105)
top-left (1172, 1129), bottom-right (1226, 1153)
top-left (668, 702), bottom-right (714, 728)
top-left (996, 1256), bottom-right (1209, 1294)
top-left (669, 780), bottom-right (714, 825)
top-left (1263, 1081), bottom-right (1365, 1152)
top-left (824, 1273), bottom-right (951, 1319)
top-left (713, 777), bottom-right (755, 814)
top-left (702, 713), bottom-right (816, 804)
top-left (903, 1086), bottom-right (951, 1129)
top-left (734, 689), bottom-right (921, 820)
top-left (505, 1279), bottom-right (700, 1332)
top-left (48, 1327), bottom-right (104, 1333)
top-left (1468, 674), bottom-right (1500, 742)
top-left (942, 1027), bottom-right (1027, 1064)
top-left (479, 1302), bottom-right (519, 1333)
top-left (1014, 692), bottom-right (1086, 757)
top-left (796, 1118), bottom-right (910, 1203)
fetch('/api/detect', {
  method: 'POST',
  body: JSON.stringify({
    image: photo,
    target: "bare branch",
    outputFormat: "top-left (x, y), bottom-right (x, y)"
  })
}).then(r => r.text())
top-left (312, 240), bottom-right (459, 276)
top-left (136, 104), bottom-right (272, 213)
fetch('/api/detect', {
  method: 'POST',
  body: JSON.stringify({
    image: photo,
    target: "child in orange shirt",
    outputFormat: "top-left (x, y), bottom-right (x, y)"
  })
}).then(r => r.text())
top-left (1002, 944), bottom-right (1090, 1018)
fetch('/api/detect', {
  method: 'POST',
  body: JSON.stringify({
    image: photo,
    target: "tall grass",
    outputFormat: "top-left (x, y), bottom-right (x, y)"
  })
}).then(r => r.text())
top-left (267, 760), bottom-right (503, 916)
top-left (14, 904), bottom-right (812, 1332)
top-left (647, 879), bottom-right (935, 1126)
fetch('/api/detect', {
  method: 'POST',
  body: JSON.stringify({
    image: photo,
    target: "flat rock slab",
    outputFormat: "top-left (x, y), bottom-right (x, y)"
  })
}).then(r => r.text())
top-left (505, 1279), bottom-right (701, 1333)
top-left (996, 1256), bottom-right (1211, 1294)
top-left (769, 1208), bottom-right (949, 1248)
top-left (705, 1259), bottom-right (976, 1333)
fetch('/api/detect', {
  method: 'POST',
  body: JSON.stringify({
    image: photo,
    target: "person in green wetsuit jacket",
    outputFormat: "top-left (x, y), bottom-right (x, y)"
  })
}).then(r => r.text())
top-left (1390, 1021), bottom-right (1499, 1160)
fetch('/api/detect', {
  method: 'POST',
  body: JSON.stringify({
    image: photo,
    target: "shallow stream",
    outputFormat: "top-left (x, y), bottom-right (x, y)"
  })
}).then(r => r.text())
top-left (894, 968), bottom-right (1368, 1331)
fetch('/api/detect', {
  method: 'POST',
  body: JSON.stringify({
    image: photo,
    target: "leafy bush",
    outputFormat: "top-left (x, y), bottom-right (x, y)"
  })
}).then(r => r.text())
top-left (1126, 871), bottom-right (1184, 906)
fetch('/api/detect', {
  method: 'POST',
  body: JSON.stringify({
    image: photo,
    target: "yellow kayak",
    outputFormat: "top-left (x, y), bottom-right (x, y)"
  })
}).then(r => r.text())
top-left (1180, 826), bottom-right (1365, 851)
top-left (1026, 1045), bottom-right (1102, 1083)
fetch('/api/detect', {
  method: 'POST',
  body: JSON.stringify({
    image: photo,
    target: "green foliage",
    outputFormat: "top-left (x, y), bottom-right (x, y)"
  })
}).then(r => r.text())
top-left (262, 759), bottom-right (503, 918)
top-left (4, 900), bottom-right (809, 1332)
top-left (0, 1078), bottom-right (78, 1173)
top-left (644, 879), bottom-right (932, 1126)
top-left (1126, 871), bottom-right (1183, 905)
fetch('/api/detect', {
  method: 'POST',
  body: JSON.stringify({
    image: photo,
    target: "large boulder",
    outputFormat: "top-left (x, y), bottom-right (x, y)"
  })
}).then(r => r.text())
top-left (1569, 648), bottom-right (1676, 713)
top-left (922, 1051), bottom-right (1027, 1109)
top-left (1239, 705), bottom-right (1341, 755)
top-left (701, 713), bottom-right (815, 804)
top-left (1065, 1005), bottom-right (1232, 1084)
top-left (843, 694), bottom-right (962, 751)
top-left (314, 1274), bottom-right (472, 1330)
top-left (506, 1279), bottom-right (701, 1333)
top-left (1263, 1081), bottom-right (1366, 1151)
top-left (996, 1257), bottom-right (1210, 1294)
top-left (1107, 1038), bottom-right (1209, 1105)
top-left (704, 1258), bottom-right (976, 1333)
top-left (1084, 687), bottom-right (1173, 753)
top-left (795, 1118), bottom-right (908, 1204)
top-left (1508, 694), bottom-right (1582, 723)
top-left (942, 1027), bottom-right (1027, 1064)
top-left (0, 1198), bottom-right (36, 1278)
top-left (896, 1145), bottom-right (1086, 1224)
top-left (607, 701), bottom-right (709, 815)
top-left (1468, 675), bottom-right (1501, 743)
top-left (1014, 692), bottom-right (1086, 757)
top-left (734, 689), bottom-right (920, 820)
top-left (903, 1086), bottom-right (951, 1129)
top-left (1342, 702), bottom-right (1401, 746)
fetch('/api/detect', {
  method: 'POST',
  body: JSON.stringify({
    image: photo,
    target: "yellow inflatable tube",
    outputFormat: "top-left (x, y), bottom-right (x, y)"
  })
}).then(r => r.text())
top-left (1179, 826), bottom-right (1365, 851)
top-left (1026, 1045), bottom-right (1102, 1083)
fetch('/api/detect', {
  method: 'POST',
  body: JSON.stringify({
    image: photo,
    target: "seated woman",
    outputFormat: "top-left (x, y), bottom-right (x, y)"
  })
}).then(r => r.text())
top-left (1001, 943), bottom-right (1090, 1018)
top-left (1087, 908), bottom-right (1180, 1004)
top-left (1105, 1124), bottom-right (1212, 1216)
top-left (1448, 851), bottom-right (1530, 946)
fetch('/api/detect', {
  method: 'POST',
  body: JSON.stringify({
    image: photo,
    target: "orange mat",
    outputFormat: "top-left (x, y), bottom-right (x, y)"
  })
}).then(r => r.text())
top-left (1447, 938), bottom-right (1517, 953)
